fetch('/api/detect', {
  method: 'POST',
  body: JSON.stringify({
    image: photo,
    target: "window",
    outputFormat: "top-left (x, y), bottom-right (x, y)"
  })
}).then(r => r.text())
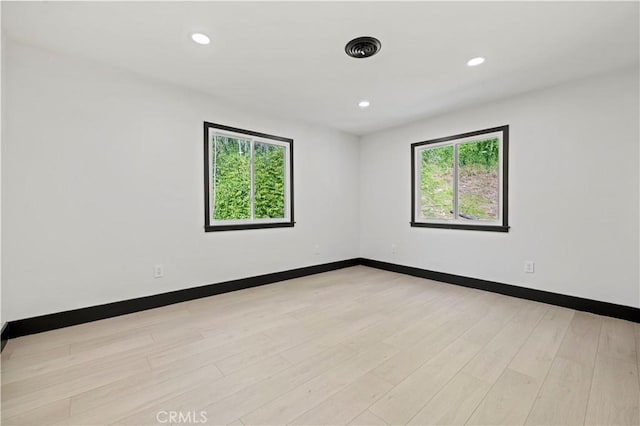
top-left (411, 125), bottom-right (509, 232)
top-left (204, 122), bottom-right (293, 231)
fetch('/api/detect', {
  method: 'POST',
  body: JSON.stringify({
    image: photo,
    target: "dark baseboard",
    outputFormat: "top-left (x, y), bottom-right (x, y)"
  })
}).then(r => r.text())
top-left (3, 256), bottom-right (638, 353)
top-left (5, 258), bottom-right (359, 341)
top-left (359, 258), bottom-right (640, 323)
top-left (1, 322), bottom-right (8, 352)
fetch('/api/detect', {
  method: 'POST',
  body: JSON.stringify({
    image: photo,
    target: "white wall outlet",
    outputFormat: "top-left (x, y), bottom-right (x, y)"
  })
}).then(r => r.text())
top-left (154, 264), bottom-right (164, 278)
top-left (314, 244), bottom-right (320, 255)
top-left (524, 261), bottom-right (535, 273)
top-left (391, 243), bottom-right (397, 254)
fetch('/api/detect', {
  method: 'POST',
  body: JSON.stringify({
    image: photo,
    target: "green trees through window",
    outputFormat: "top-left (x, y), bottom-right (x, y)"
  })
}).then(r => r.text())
top-left (204, 122), bottom-right (293, 231)
top-left (212, 135), bottom-right (251, 220)
top-left (254, 143), bottom-right (285, 219)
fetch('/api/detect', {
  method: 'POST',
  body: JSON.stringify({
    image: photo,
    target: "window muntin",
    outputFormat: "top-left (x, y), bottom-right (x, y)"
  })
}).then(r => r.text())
top-left (411, 126), bottom-right (508, 232)
top-left (204, 122), bottom-right (293, 231)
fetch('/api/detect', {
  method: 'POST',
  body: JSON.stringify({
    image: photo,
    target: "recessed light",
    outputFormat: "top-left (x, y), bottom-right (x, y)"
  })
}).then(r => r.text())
top-left (358, 100), bottom-right (370, 108)
top-left (191, 33), bottom-right (211, 45)
top-left (467, 57), bottom-right (485, 67)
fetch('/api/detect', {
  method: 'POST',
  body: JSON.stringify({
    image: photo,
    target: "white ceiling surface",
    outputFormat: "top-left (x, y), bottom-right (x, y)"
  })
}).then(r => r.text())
top-left (2, 1), bottom-right (639, 135)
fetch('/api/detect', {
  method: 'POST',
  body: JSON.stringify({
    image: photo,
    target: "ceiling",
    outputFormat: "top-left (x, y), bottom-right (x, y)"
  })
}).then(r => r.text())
top-left (2, 1), bottom-right (638, 135)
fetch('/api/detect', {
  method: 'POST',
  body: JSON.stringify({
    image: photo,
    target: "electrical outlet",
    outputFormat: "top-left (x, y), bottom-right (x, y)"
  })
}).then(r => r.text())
top-left (391, 243), bottom-right (397, 254)
top-left (314, 244), bottom-right (320, 255)
top-left (524, 261), bottom-right (535, 273)
top-left (154, 264), bottom-right (164, 278)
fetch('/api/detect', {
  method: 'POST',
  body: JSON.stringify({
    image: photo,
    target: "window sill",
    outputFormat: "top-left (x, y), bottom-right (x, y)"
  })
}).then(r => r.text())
top-left (205, 221), bottom-right (295, 232)
top-left (410, 222), bottom-right (510, 232)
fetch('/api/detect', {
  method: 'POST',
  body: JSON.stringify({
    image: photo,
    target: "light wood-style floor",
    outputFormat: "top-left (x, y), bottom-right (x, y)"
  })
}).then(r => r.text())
top-left (1, 266), bottom-right (639, 425)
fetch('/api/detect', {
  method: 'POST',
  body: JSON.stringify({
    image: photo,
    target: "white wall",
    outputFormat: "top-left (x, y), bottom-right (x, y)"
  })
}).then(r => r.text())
top-left (359, 66), bottom-right (640, 308)
top-left (3, 39), bottom-right (639, 323)
top-left (2, 40), bottom-right (360, 321)
top-left (1, 30), bottom-right (4, 328)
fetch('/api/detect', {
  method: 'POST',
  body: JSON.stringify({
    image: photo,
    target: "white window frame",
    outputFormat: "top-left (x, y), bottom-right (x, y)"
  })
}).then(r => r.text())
top-left (411, 125), bottom-right (509, 232)
top-left (204, 122), bottom-right (294, 232)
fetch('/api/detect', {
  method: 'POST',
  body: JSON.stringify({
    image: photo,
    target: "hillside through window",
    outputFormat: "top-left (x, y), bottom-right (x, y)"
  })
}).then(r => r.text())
top-left (411, 125), bottom-right (509, 232)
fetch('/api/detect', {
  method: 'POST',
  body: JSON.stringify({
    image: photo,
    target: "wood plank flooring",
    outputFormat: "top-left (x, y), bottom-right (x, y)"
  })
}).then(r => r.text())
top-left (1, 266), bottom-right (638, 425)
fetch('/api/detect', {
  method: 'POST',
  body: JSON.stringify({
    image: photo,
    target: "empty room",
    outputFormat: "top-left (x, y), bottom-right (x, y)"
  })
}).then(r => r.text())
top-left (1, 1), bottom-right (639, 425)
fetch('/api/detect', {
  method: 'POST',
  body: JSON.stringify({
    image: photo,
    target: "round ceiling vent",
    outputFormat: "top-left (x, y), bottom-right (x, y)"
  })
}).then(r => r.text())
top-left (345, 36), bottom-right (382, 59)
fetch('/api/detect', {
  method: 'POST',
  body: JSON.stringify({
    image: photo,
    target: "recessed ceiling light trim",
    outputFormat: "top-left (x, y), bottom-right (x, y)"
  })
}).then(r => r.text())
top-left (345, 37), bottom-right (382, 59)
top-left (358, 100), bottom-right (371, 108)
top-left (467, 57), bottom-right (485, 66)
top-left (191, 33), bottom-right (211, 45)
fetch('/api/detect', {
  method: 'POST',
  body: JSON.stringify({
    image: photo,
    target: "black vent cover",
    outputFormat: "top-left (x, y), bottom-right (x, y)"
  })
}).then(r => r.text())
top-left (345, 36), bottom-right (382, 58)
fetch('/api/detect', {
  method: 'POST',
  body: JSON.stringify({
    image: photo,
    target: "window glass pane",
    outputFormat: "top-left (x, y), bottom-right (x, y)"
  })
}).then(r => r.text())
top-left (254, 142), bottom-right (286, 219)
top-left (420, 146), bottom-right (454, 219)
top-left (212, 135), bottom-right (251, 220)
top-left (458, 138), bottom-right (499, 221)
